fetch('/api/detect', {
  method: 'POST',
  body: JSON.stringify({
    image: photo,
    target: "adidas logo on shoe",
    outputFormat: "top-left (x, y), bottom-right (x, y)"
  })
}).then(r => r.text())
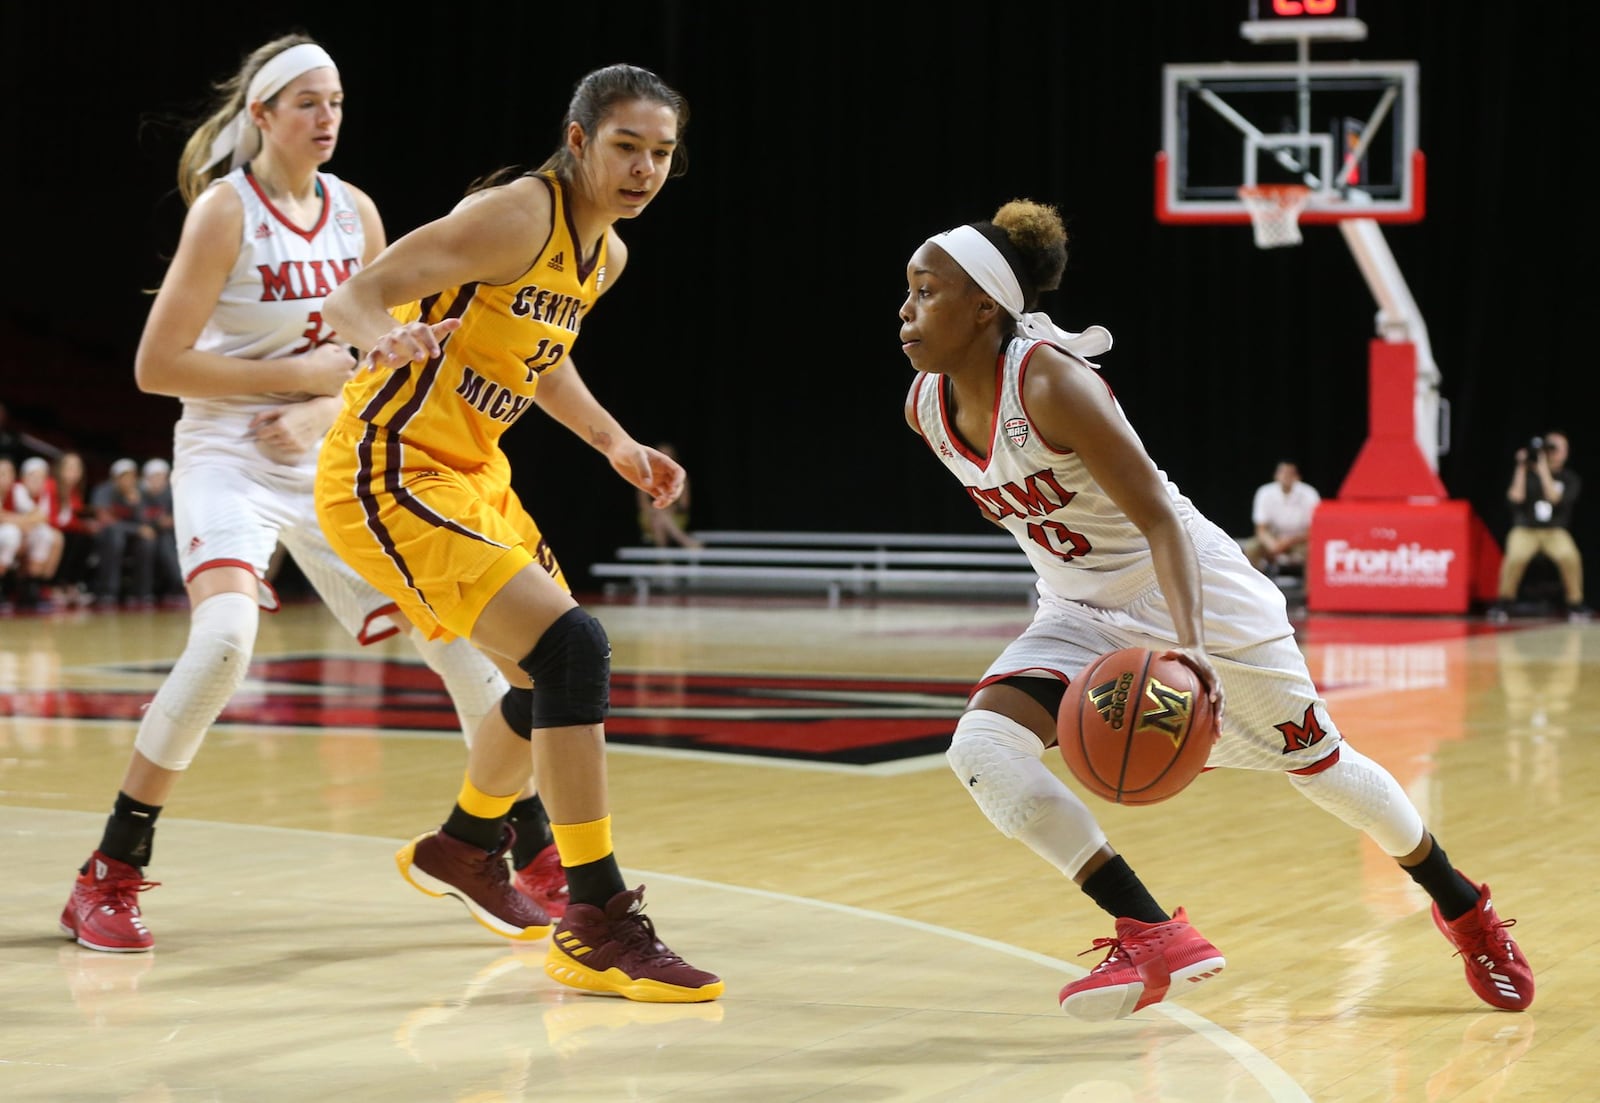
top-left (1058, 908), bottom-right (1225, 1022)
top-left (1430, 874), bottom-right (1534, 1011)
top-left (1472, 953), bottom-right (1524, 1003)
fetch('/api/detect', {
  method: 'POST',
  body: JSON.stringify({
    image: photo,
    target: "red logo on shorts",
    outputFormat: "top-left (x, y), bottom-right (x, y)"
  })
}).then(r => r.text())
top-left (1275, 704), bottom-right (1329, 753)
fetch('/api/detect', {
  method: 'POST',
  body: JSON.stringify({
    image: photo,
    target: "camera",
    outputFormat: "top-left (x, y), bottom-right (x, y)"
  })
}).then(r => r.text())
top-left (1529, 436), bottom-right (1545, 454)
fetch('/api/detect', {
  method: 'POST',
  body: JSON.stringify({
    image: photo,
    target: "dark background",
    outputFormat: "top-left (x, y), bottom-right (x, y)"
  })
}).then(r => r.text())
top-left (3, 3), bottom-right (1591, 599)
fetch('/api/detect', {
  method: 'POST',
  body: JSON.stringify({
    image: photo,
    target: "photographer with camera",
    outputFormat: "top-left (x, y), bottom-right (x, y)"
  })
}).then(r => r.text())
top-left (1489, 430), bottom-right (1590, 622)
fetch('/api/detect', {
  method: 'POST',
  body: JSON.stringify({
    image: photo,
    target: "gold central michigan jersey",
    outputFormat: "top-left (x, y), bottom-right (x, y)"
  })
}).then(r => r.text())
top-left (340, 173), bottom-right (605, 469)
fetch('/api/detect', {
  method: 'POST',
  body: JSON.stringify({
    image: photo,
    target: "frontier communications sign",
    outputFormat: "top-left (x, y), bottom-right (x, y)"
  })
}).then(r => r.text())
top-left (1307, 500), bottom-right (1499, 613)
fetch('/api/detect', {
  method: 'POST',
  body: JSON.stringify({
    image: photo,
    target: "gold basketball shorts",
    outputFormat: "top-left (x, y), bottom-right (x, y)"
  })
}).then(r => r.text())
top-left (315, 415), bottom-right (567, 641)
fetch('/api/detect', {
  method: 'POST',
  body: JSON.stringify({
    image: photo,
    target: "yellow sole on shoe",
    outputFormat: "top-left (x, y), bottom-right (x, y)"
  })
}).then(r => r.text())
top-left (543, 947), bottom-right (724, 1003)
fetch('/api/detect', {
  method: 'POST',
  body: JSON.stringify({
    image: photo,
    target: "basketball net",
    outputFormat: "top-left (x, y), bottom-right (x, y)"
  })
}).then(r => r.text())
top-left (1238, 184), bottom-right (1311, 249)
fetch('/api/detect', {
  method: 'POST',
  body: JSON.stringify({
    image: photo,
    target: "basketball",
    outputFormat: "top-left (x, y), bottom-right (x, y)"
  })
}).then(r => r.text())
top-left (1057, 647), bottom-right (1217, 806)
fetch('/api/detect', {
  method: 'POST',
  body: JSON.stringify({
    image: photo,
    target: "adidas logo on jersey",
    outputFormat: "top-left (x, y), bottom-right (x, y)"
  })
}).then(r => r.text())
top-left (546, 251), bottom-right (565, 272)
top-left (254, 221), bottom-right (273, 239)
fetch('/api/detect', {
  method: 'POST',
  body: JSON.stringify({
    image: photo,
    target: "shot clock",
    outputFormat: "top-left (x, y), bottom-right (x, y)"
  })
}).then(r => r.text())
top-left (1250, 0), bottom-right (1354, 18)
top-left (1242, 0), bottom-right (1367, 42)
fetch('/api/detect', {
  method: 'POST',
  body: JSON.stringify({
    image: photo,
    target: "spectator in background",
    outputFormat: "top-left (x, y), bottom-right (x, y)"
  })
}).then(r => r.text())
top-left (1490, 430), bottom-right (1589, 622)
top-left (89, 458), bottom-right (155, 609)
top-left (10, 456), bottom-right (65, 609)
top-left (638, 441), bottom-right (703, 549)
top-left (0, 457), bottom-right (24, 608)
top-left (140, 458), bottom-right (185, 604)
top-left (49, 451), bottom-right (100, 607)
top-left (1241, 460), bottom-right (1321, 578)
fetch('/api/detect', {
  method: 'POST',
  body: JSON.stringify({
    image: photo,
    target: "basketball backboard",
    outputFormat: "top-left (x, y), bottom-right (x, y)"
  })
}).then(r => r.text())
top-left (1156, 4), bottom-right (1422, 226)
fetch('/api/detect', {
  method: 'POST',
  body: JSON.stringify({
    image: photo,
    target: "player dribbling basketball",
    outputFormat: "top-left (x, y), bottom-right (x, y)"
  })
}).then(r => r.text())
top-left (899, 198), bottom-right (1533, 1022)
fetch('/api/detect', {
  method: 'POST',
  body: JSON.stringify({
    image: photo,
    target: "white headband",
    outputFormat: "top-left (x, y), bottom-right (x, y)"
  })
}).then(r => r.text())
top-left (928, 225), bottom-right (1113, 361)
top-left (205, 43), bottom-right (338, 171)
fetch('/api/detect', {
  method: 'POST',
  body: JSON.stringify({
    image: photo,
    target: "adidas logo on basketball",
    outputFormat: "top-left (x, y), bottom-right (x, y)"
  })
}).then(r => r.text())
top-left (547, 251), bottom-right (565, 272)
top-left (1086, 673), bottom-right (1135, 730)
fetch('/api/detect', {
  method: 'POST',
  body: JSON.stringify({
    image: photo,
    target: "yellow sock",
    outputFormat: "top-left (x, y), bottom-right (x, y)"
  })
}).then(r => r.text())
top-left (456, 774), bottom-right (517, 820)
top-left (552, 816), bottom-right (614, 867)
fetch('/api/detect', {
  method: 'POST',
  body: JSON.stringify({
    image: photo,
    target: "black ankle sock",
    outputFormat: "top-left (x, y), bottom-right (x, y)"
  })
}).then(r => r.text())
top-left (564, 855), bottom-right (625, 909)
top-left (1080, 855), bottom-right (1168, 924)
top-left (442, 805), bottom-right (505, 852)
top-left (1402, 835), bottom-right (1480, 920)
top-left (97, 793), bottom-right (163, 868)
top-left (505, 796), bottom-right (554, 868)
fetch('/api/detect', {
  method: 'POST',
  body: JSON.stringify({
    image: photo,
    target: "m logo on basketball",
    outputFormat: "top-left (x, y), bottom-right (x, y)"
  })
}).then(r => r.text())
top-left (1137, 678), bottom-right (1193, 744)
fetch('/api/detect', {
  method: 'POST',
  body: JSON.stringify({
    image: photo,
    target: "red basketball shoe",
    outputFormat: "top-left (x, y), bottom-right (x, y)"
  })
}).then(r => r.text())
top-left (1058, 907), bottom-right (1225, 1021)
top-left (1431, 876), bottom-right (1534, 1011)
top-left (59, 852), bottom-right (159, 953)
top-left (545, 886), bottom-right (723, 1003)
top-left (513, 843), bottom-right (570, 920)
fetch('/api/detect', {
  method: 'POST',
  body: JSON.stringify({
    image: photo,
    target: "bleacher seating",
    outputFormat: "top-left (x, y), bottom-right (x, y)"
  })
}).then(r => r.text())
top-left (588, 530), bottom-right (1039, 605)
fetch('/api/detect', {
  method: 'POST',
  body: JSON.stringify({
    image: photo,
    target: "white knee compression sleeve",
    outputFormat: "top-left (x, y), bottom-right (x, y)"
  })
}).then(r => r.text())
top-left (409, 628), bottom-right (510, 744)
top-left (946, 709), bottom-right (1108, 878)
top-left (1287, 744), bottom-right (1425, 857)
top-left (133, 592), bottom-right (258, 771)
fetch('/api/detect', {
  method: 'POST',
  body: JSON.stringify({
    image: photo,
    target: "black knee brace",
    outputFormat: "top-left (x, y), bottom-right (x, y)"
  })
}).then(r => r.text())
top-left (517, 607), bottom-right (611, 728)
top-left (499, 686), bottom-right (534, 739)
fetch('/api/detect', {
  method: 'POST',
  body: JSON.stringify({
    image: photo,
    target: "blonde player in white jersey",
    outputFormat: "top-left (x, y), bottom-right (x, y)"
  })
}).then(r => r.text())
top-left (899, 198), bottom-right (1533, 1021)
top-left (58, 34), bottom-right (565, 955)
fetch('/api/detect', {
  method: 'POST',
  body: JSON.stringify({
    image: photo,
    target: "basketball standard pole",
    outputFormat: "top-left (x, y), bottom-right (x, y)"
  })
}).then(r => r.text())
top-left (1338, 217), bottom-right (1443, 473)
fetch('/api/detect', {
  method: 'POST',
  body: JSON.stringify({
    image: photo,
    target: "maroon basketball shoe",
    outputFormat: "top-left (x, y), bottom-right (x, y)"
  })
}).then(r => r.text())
top-left (545, 885), bottom-right (723, 1003)
top-left (513, 843), bottom-right (570, 920)
top-left (1058, 907), bottom-right (1225, 1021)
top-left (396, 827), bottom-right (551, 941)
top-left (1432, 876), bottom-right (1534, 1011)
top-left (59, 852), bottom-right (159, 953)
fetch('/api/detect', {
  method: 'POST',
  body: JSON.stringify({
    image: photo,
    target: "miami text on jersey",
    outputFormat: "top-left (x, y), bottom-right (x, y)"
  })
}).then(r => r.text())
top-left (256, 257), bottom-right (360, 301)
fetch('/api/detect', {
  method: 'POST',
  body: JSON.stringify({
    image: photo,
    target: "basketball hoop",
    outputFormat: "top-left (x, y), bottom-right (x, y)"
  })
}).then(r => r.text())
top-left (1238, 184), bottom-right (1311, 248)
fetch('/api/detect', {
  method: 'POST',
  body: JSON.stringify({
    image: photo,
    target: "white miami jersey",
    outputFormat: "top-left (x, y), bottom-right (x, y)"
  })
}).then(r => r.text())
top-left (912, 336), bottom-right (1235, 612)
top-left (175, 167), bottom-right (365, 475)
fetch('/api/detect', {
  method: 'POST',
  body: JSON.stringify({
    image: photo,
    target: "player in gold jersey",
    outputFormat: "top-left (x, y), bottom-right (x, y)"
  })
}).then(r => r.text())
top-left (315, 63), bottom-right (720, 1003)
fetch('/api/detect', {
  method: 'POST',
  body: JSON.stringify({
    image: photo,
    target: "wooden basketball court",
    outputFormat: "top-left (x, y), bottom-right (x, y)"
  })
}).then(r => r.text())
top-left (2, 594), bottom-right (1595, 1101)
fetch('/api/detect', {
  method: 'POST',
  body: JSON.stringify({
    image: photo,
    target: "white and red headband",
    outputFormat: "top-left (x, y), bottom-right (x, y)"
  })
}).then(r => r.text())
top-left (927, 224), bottom-right (1113, 361)
top-left (205, 43), bottom-right (338, 171)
